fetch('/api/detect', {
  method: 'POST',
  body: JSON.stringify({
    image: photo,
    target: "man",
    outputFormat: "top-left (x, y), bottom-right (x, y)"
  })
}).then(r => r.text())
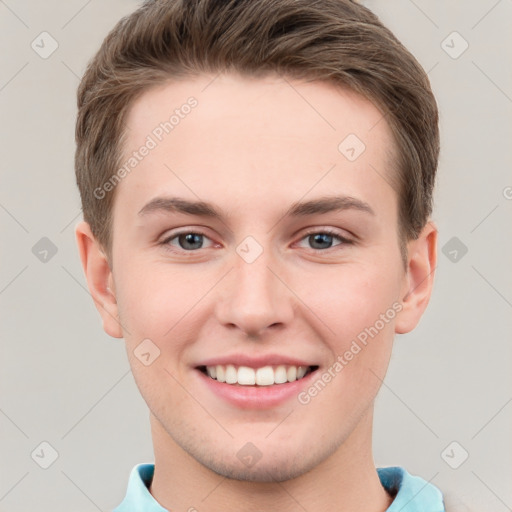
top-left (74, 0), bottom-right (448, 510)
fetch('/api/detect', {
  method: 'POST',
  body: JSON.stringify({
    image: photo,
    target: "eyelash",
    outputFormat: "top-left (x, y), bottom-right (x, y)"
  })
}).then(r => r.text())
top-left (159, 228), bottom-right (353, 254)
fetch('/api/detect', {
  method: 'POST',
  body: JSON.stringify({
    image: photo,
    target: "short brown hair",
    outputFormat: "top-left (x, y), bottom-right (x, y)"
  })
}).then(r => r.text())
top-left (75, 0), bottom-right (439, 267)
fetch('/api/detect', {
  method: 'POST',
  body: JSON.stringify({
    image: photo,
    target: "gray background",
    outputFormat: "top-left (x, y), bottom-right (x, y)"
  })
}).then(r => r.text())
top-left (1, 1), bottom-right (511, 511)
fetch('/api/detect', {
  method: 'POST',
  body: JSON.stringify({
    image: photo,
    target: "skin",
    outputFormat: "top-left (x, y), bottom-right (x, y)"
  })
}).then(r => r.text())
top-left (76, 72), bottom-right (437, 512)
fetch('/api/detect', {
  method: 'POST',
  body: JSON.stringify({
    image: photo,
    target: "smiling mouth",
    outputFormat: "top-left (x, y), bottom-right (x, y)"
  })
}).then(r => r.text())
top-left (197, 364), bottom-right (319, 386)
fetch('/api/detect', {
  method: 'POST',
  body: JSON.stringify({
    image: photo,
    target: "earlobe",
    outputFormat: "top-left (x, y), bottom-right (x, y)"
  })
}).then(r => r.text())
top-left (395, 221), bottom-right (438, 334)
top-left (74, 221), bottom-right (124, 339)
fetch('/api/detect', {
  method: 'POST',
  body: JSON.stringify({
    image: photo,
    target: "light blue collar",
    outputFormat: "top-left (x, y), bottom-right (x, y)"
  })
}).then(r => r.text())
top-left (377, 466), bottom-right (445, 511)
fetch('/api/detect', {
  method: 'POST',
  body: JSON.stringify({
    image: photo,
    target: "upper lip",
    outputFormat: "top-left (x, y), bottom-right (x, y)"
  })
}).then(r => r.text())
top-left (195, 353), bottom-right (318, 369)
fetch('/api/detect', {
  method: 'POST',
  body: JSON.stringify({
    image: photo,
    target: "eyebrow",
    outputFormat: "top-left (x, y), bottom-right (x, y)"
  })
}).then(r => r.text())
top-left (138, 195), bottom-right (375, 220)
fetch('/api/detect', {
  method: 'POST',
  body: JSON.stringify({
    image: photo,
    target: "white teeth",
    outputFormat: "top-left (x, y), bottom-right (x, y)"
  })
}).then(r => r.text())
top-left (204, 364), bottom-right (312, 386)
top-left (256, 366), bottom-right (274, 386)
top-left (287, 366), bottom-right (297, 382)
top-left (216, 365), bottom-right (226, 383)
top-left (225, 364), bottom-right (237, 384)
top-left (274, 365), bottom-right (288, 384)
top-left (237, 366), bottom-right (256, 385)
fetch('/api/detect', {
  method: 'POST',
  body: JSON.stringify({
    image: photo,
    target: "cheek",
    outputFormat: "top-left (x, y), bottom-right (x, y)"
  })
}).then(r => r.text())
top-left (299, 264), bottom-right (400, 395)
top-left (118, 270), bottom-right (194, 409)
top-left (115, 265), bottom-right (206, 395)
top-left (115, 264), bottom-right (197, 336)
top-left (298, 263), bottom-right (401, 340)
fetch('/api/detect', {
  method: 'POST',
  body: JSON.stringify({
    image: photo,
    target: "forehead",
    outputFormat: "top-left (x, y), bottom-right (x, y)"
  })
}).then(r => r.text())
top-left (116, 72), bottom-right (397, 223)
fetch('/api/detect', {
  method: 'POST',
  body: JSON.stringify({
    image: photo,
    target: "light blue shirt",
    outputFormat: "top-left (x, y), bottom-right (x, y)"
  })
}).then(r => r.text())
top-left (113, 463), bottom-right (445, 511)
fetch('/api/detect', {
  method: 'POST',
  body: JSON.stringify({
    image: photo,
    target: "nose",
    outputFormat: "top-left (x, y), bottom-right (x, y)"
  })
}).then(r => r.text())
top-left (215, 246), bottom-right (295, 338)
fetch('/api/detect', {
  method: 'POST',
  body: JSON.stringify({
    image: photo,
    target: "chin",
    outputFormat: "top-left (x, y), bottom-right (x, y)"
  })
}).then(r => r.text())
top-left (204, 451), bottom-right (323, 483)
top-left (177, 429), bottom-right (341, 484)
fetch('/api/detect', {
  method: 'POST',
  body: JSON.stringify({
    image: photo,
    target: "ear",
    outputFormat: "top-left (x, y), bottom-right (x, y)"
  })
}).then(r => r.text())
top-left (75, 221), bottom-right (124, 339)
top-left (395, 221), bottom-right (437, 334)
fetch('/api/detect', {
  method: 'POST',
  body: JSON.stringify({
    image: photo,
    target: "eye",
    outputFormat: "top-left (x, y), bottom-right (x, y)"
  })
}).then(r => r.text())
top-left (159, 228), bottom-right (353, 254)
top-left (296, 229), bottom-right (353, 251)
top-left (161, 231), bottom-right (214, 251)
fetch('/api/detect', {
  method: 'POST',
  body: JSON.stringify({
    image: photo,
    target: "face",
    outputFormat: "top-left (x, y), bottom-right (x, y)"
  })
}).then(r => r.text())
top-left (79, 72), bottom-right (434, 482)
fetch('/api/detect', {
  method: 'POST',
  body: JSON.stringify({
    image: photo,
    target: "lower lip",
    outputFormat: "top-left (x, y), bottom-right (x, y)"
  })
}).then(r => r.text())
top-left (195, 369), bottom-right (318, 409)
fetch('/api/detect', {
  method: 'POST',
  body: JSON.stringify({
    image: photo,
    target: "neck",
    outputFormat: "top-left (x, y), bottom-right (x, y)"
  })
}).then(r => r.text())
top-left (149, 408), bottom-right (393, 512)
